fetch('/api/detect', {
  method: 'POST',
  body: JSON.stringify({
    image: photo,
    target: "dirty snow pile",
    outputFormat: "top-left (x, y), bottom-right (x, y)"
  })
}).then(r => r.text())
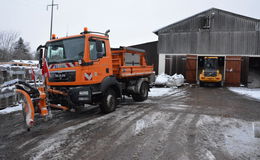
top-left (228, 87), bottom-right (260, 101)
top-left (149, 88), bottom-right (173, 97)
top-left (0, 104), bottom-right (22, 114)
top-left (155, 73), bottom-right (184, 87)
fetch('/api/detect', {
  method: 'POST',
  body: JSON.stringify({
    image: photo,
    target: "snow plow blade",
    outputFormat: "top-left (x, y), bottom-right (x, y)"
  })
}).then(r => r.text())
top-left (16, 89), bottom-right (35, 129)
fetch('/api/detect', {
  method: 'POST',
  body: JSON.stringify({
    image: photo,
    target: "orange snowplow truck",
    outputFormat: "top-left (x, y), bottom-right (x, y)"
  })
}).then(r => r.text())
top-left (35, 28), bottom-right (154, 114)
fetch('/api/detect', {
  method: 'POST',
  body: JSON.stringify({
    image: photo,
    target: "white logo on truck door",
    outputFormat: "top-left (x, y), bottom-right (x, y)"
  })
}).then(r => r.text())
top-left (84, 73), bottom-right (92, 80)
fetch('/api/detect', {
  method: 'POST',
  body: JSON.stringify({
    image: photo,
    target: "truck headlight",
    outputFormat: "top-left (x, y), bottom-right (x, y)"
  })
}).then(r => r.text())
top-left (79, 91), bottom-right (89, 96)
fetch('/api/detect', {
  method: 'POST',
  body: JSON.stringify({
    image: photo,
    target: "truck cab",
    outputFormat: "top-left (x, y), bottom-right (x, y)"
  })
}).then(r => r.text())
top-left (46, 29), bottom-right (113, 86)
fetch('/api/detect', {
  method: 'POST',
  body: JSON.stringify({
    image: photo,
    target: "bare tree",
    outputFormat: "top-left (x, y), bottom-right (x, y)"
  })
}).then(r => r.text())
top-left (0, 31), bottom-right (19, 61)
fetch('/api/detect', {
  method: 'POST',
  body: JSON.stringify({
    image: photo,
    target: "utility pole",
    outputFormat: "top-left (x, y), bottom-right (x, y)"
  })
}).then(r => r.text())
top-left (47, 0), bottom-right (59, 40)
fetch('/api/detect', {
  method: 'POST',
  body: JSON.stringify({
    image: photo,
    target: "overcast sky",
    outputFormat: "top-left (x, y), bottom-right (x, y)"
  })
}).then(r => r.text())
top-left (1, 0), bottom-right (259, 51)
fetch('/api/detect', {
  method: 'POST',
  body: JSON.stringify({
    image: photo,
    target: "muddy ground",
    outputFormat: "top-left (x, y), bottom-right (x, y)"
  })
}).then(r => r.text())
top-left (0, 86), bottom-right (260, 160)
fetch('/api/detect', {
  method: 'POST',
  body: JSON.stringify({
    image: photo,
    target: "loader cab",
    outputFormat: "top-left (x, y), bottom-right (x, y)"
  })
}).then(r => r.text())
top-left (204, 57), bottom-right (218, 71)
top-left (40, 28), bottom-right (113, 86)
top-left (199, 56), bottom-right (223, 86)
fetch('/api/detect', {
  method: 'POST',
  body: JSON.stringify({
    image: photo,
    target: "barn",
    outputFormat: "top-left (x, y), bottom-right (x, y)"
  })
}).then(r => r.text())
top-left (154, 8), bottom-right (260, 87)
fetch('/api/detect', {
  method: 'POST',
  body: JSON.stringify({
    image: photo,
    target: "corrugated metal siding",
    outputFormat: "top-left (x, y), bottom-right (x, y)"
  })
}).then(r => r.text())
top-left (213, 11), bottom-right (257, 31)
top-left (159, 31), bottom-right (258, 55)
top-left (158, 9), bottom-right (260, 56)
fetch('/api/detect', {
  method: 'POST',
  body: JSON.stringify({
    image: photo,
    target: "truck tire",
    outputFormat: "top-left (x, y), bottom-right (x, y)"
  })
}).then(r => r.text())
top-left (217, 81), bottom-right (222, 87)
top-left (132, 82), bottom-right (149, 102)
top-left (100, 89), bottom-right (117, 113)
top-left (199, 81), bottom-right (204, 87)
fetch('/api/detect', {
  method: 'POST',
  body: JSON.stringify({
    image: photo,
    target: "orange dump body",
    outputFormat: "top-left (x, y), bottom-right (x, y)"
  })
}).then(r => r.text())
top-left (112, 47), bottom-right (154, 79)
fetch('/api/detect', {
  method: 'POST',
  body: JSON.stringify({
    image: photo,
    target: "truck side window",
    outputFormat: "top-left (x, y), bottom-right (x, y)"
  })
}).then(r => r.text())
top-left (89, 40), bottom-right (106, 60)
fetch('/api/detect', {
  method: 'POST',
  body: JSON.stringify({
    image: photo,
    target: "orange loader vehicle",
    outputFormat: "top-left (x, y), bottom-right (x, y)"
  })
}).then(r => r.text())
top-left (2, 27), bottom-right (154, 130)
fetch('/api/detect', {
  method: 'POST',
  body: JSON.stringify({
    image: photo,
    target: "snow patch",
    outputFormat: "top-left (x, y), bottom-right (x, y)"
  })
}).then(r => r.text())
top-left (134, 112), bottom-right (171, 135)
top-left (0, 104), bottom-right (22, 114)
top-left (228, 87), bottom-right (260, 101)
top-left (162, 104), bottom-right (191, 111)
top-left (196, 115), bottom-right (260, 159)
top-left (205, 149), bottom-right (216, 160)
top-left (149, 88), bottom-right (174, 97)
top-left (1, 85), bottom-right (16, 92)
top-left (224, 120), bottom-right (260, 158)
top-left (135, 119), bottom-right (145, 135)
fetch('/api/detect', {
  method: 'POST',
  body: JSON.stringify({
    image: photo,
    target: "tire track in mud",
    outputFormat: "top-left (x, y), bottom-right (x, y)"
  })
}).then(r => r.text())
top-left (1, 108), bottom-right (101, 159)
top-left (186, 114), bottom-right (201, 160)
top-left (69, 103), bottom-right (166, 160)
top-left (155, 113), bottom-right (197, 160)
top-left (25, 87), bottom-right (190, 160)
top-left (86, 111), bottom-right (183, 160)
top-left (22, 103), bottom-right (155, 160)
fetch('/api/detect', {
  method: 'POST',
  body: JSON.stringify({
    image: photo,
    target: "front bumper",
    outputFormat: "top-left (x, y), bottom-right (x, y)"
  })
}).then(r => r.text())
top-left (200, 76), bottom-right (222, 82)
top-left (68, 86), bottom-right (92, 104)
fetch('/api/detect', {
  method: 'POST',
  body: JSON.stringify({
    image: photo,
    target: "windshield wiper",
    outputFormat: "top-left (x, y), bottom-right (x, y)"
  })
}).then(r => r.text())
top-left (48, 61), bottom-right (60, 64)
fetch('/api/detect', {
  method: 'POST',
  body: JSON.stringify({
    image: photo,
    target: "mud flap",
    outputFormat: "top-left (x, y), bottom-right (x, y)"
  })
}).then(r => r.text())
top-left (16, 89), bottom-right (35, 129)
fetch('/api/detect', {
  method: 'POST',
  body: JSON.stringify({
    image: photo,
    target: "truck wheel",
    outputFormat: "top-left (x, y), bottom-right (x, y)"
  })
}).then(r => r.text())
top-left (100, 89), bottom-right (117, 113)
top-left (217, 82), bottom-right (222, 87)
top-left (132, 82), bottom-right (149, 102)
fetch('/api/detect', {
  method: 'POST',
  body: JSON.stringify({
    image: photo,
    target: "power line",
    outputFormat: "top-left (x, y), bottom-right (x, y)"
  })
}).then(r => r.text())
top-left (47, 0), bottom-right (59, 40)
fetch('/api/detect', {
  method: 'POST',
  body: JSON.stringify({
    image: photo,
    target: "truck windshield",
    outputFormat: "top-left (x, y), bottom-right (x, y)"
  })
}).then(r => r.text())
top-left (204, 59), bottom-right (218, 70)
top-left (46, 37), bottom-right (85, 64)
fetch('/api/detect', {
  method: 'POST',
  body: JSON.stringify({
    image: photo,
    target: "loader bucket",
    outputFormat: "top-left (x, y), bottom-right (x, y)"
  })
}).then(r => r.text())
top-left (16, 89), bottom-right (35, 129)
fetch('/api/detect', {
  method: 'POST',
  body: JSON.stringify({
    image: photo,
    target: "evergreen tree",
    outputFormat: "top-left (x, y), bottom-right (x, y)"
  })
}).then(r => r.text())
top-left (12, 37), bottom-right (32, 60)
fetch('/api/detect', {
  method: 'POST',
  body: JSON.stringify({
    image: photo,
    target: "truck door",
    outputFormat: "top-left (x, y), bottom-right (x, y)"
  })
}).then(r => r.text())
top-left (82, 37), bottom-right (113, 84)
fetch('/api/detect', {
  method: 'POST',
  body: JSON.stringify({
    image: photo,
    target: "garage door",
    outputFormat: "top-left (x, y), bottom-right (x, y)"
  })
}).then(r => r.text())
top-left (186, 55), bottom-right (197, 83)
top-left (225, 56), bottom-right (241, 86)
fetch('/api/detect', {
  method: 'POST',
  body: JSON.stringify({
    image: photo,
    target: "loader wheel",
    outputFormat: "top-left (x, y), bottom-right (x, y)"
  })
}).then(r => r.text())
top-left (100, 89), bottom-right (117, 113)
top-left (217, 81), bottom-right (223, 87)
top-left (199, 81), bottom-right (204, 87)
top-left (132, 82), bottom-right (149, 102)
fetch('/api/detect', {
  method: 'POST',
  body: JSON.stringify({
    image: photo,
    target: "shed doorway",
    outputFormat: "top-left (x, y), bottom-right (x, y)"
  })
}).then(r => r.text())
top-left (248, 57), bottom-right (260, 88)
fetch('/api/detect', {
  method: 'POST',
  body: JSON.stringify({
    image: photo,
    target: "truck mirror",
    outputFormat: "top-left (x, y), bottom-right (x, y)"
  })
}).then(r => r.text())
top-left (96, 41), bottom-right (103, 53)
top-left (38, 49), bottom-right (43, 69)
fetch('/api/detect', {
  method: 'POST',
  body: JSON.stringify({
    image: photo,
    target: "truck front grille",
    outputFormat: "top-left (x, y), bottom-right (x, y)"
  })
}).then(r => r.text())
top-left (49, 70), bottom-right (76, 82)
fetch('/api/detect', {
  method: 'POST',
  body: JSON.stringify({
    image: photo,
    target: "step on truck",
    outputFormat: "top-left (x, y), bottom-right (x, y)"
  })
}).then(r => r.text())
top-left (2, 27), bottom-right (154, 130)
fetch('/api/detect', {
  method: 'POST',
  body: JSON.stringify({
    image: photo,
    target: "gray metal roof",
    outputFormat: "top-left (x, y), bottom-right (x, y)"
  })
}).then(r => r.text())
top-left (154, 8), bottom-right (259, 35)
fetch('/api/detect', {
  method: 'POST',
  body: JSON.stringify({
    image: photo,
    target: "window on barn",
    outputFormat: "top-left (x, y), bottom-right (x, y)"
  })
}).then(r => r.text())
top-left (200, 16), bottom-right (211, 29)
